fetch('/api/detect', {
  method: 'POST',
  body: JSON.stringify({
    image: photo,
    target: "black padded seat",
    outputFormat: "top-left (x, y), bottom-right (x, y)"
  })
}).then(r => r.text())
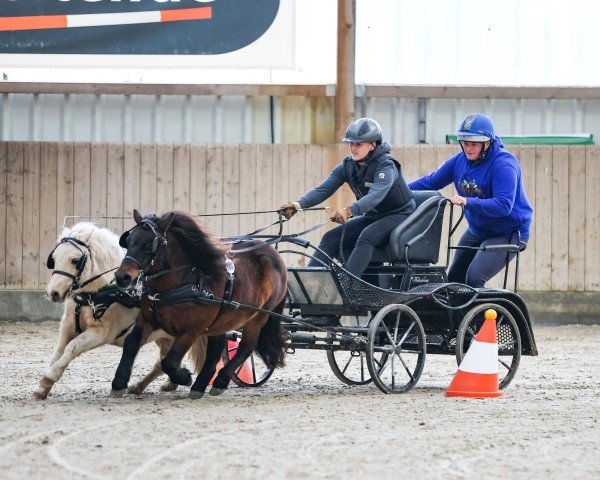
top-left (343, 190), bottom-right (446, 265)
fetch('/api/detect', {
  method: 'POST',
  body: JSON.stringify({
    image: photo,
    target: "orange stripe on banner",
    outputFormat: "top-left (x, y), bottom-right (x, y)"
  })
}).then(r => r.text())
top-left (0, 15), bottom-right (68, 32)
top-left (160, 7), bottom-right (212, 22)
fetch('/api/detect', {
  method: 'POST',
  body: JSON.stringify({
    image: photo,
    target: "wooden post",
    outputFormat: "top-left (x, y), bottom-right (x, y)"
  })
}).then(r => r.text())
top-left (335, 0), bottom-right (356, 144)
top-left (331, 0), bottom-right (356, 210)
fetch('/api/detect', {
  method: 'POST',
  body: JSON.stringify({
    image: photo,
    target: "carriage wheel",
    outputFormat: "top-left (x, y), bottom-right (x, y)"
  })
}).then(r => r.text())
top-left (222, 342), bottom-right (274, 388)
top-left (366, 304), bottom-right (426, 394)
top-left (455, 303), bottom-right (522, 389)
top-left (326, 332), bottom-right (389, 386)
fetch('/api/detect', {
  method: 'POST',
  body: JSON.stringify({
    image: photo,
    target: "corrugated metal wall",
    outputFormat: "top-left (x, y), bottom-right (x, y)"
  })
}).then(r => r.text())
top-left (3, 92), bottom-right (600, 144)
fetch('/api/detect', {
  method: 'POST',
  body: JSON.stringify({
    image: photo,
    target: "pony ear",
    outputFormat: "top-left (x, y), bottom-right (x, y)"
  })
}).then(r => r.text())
top-left (133, 209), bottom-right (143, 224)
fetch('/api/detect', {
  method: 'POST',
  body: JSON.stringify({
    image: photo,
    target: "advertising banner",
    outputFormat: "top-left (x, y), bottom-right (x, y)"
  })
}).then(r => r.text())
top-left (0, 0), bottom-right (294, 68)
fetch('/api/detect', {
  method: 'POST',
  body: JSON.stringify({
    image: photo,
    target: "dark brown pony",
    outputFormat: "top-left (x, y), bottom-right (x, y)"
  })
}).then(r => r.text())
top-left (112, 209), bottom-right (288, 398)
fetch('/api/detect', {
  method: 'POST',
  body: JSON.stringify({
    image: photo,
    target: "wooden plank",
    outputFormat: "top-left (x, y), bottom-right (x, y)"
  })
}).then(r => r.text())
top-left (90, 143), bottom-right (108, 228)
top-left (22, 142), bottom-right (41, 289)
top-left (584, 147), bottom-right (600, 290)
top-left (222, 145), bottom-right (240, 237)
top-left (156, 144), bottom-right (174, 215)
top-left (271, 144), bottom-right (290, 264)
top-left (337, 143), bottom-right (353, 209)
top-left (123, 143), bottom-right (141, 230)
top-left (288, 144), bottom-right (307, 248)
top-left (56, 143), bottom-right (74, 233)
top-left (39, 143), bottom-right (58, 288)
top-left (106, 143), bottom-right (124, 234)
top-left (6, 142), bottom-right (24, 288)
top-left (518, 146), bottom-right (536, 290)
top-left (173, 143), bottom-right (191, 212)
top-left (205, 145), bottom-right (224, 235)
top-left (140, 144), bottom-right (157, 215)
top-left (0, 143), bottom-right (7, 287)
top-left (568, 146), bottom-right (586, 291)
top-left (551, 146), bottom-right (569, 290)
top-left (73, 143), bottom-right (91, 221)
top-left (238, 144), bottom-right (257, 236)
top-left (255, 144), bottom-right (274, 240)
top-left (189, 144), bottom-right (207, 219)
top-left (534, 146), bottom-right (553, 291)
top-left (303, 144), bottom-right (328, 254)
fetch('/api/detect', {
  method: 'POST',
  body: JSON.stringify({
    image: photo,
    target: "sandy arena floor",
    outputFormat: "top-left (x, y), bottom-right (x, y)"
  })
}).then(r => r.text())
top-left (0, 320), bottom-right (598, 480)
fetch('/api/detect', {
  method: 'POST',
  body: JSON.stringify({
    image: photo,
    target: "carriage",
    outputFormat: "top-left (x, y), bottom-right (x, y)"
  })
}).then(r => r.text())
top-left (225, 190), bottom-right (538, 394)
top-left (41, 190), bottom-right (537, 398)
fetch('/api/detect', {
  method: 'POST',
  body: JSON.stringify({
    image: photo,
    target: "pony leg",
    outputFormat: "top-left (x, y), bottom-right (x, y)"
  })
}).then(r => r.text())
top-left (127, 337), bottom-right (176, 395)
top-left (33, 328), bottom-right (108, 400)
top-left (189, 334), bottom-right (226, 399)
top-left (211, 323), bottom-right (263, 393)
top-left (110, 324), bottom-right (147, 396)
top-left (160, 334), bottom-right (196, 387)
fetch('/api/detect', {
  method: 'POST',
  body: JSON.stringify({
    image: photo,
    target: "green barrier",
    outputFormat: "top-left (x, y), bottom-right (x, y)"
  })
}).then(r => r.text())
top-left (446, 133), bottom-right (595, 145)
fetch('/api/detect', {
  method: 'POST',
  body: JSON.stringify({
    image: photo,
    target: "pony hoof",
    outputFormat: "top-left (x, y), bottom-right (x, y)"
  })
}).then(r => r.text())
top-left (188, 390), bottom-right (205, 399)
top-left (127, 385), bottom-right (143, 395)
top-left (110, 389), bottom-right (126, 398)
top-left (160, 381), bottom-right (178, 392)
top-left (32, 391), bottom-right (47, 401)
top-left (209, 387), bottom-right (226, 396)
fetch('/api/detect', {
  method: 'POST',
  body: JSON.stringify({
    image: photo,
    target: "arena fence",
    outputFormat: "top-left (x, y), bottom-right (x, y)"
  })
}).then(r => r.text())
top-left (0, 142), bottom-right (598, 292)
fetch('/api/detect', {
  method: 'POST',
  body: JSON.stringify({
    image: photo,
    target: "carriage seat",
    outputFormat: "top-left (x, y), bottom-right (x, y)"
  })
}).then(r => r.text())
top-left (344, 190), bottom-right (446, 265)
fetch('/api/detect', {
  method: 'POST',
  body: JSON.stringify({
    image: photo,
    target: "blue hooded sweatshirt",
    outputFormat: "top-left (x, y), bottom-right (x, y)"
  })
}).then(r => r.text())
top-left (409, 137), bottom-right (533, 239)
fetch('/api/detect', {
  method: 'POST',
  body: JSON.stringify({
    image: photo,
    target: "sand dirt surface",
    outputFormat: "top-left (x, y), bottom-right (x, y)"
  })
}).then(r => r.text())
top-left (0, 320), bottom-right (598, 480)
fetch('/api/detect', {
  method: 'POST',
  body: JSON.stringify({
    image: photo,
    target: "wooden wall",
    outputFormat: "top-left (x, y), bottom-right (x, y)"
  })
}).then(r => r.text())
top-left (0, 142), bottom-right (598, 292)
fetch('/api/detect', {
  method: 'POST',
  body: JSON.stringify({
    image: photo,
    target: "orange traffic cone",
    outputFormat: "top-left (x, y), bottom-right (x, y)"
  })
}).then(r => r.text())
top-left (210, 339), bottom-right (255, 385)
top-left (445, 309), bottom-right (504, 398)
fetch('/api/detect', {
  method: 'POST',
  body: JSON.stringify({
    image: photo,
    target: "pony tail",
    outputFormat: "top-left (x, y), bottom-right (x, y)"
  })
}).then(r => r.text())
top-left (189, 335), bottom-right (208, 374)
top-left (255, 298), bottom-right (287, 369)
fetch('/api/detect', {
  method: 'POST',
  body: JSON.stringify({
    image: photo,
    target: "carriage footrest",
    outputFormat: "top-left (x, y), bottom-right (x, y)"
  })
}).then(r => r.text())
top-left (289, 332), bottom-right (316, 344)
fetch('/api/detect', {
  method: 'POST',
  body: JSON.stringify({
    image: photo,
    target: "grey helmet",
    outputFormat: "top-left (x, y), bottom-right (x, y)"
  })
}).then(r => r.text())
top-left (342, 118), bottom-right (383, 143)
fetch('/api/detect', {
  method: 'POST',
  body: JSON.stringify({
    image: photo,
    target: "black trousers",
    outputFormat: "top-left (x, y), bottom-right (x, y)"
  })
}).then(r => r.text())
top-left (308, 212), bottom-right (410, 277)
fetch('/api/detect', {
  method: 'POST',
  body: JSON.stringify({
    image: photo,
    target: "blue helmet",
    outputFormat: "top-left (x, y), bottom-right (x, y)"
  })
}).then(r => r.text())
top-left (456, 114), bottom-right (495, 142)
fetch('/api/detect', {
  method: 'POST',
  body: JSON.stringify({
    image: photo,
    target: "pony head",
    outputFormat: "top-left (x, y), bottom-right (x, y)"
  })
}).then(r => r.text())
top-left (115, 209), bottom-right (226, 291)
top-left (45, 222), bottom-right (123, 303)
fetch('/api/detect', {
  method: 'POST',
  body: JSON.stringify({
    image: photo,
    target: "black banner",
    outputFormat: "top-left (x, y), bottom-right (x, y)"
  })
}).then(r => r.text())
top-left (0, 0), bottom-right (280, 55)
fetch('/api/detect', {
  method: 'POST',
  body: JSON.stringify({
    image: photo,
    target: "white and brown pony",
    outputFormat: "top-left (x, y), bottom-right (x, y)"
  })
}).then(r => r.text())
top-left (34, 222), bottom-right (206, 400)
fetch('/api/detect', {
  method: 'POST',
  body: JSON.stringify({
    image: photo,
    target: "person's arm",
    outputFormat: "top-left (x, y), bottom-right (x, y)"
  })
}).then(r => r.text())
top-left (347, 162), bottom-right (397, 215)
top-left (408, 156), bottom-right (455, 190)
top-left (298, 163), bottom-right (346, 209)
top-left (466, 164), bottom-right (518, 217)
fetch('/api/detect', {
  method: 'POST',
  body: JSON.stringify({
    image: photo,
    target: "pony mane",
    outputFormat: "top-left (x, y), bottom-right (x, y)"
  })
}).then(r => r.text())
top-left (60, 222), bottom-right (124, 276)
top-left (158, 212), bottom-right (227, 283)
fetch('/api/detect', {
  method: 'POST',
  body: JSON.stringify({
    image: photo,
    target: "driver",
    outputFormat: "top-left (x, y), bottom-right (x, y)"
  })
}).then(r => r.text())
top-left (278, 118), bottom-right (415, 278)
top-left (409, 113), bottom-right (533, 288)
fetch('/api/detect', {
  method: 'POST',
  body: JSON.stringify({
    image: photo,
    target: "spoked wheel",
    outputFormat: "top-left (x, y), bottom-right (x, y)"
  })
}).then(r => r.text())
top-left (222, 339), bottom-right (274, 387)
top-left (366, 304), bottom-right (426, 394)
top-left (326, 332), bottom-right (389, 385)
top-left (455, 303), bottom-right (522, 389)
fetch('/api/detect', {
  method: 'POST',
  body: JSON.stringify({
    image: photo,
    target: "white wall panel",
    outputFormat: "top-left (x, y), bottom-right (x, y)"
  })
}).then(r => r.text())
top-left (1, 92), bottom-right (599, 144)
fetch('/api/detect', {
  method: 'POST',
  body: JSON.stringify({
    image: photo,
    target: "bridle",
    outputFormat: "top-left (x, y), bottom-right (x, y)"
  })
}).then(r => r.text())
top-left (46, 237), bottom-right (92, 294)
top-left (119, 215), bottom-right (174, 273)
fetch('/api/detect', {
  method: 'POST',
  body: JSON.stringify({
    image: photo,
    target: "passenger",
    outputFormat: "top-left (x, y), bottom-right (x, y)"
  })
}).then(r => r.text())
top-left (409, 113), bottom-right (533, 288)
top-left (278, 117), bottom-right (415, 278)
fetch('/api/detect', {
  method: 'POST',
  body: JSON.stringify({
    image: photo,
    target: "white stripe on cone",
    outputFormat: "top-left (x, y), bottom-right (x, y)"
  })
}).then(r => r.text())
top-left (458, 339), bottom-right (498, 374)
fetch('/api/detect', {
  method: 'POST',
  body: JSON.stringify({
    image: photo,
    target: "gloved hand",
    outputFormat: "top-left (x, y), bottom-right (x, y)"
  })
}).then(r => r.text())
top-left (330, 207), bottom-right (353, 224)
top-left (277, 201), bottom-right (301, 220)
